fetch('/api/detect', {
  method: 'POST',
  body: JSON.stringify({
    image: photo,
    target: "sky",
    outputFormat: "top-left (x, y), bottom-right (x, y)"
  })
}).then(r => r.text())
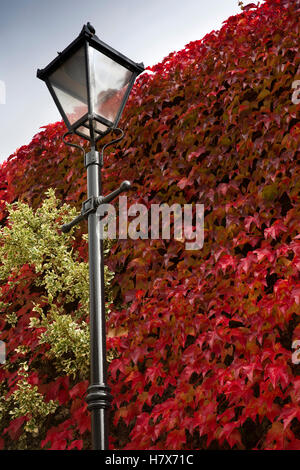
top-left (0, 0), bottom-right (244, 164)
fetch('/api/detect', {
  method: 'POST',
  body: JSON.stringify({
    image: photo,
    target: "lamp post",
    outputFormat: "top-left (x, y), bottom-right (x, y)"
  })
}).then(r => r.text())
top-left (37, 23), bottom-right (144, 450)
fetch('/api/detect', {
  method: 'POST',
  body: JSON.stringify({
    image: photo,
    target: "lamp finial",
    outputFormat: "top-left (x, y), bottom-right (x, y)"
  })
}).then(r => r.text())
top-left (86, 22), bottom-right (96, 35)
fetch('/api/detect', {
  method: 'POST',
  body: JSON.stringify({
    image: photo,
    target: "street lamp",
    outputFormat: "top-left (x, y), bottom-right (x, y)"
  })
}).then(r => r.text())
top-left (37, 23), bottom-right (144, 450)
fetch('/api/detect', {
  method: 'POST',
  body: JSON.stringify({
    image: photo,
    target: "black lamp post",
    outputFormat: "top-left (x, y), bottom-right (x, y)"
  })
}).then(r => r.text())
top-left (37, 23), bottom-right (144, 450)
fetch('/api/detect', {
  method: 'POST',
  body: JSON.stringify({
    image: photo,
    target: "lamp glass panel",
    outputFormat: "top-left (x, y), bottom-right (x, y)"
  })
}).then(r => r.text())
top-left (76, 120), bottom-right (109, 138)
top-left (76, 125), bottom-right (90, 138)
top-left (88, 46), bottom-right (133, 124)
top-left (94, 120), bottom-right (109, 134)
top-left (49, 46), bottom-right (88, 125)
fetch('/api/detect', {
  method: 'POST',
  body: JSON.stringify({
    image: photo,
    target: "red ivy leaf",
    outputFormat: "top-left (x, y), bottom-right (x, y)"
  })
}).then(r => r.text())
top-left (3, 416), bottom-right (27, 440)
top-left (68, 439), bottom-right (83, 450)
top-left (165, 429), bottom-right (186, 449)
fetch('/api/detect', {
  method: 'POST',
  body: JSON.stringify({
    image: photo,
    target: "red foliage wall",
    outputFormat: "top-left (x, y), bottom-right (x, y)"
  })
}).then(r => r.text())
top-left (0, 0), bottom-right (299, 449)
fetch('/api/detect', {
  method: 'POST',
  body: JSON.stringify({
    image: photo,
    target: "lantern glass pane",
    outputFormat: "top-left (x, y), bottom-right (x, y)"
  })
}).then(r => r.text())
top-left (94, 120), bottom-right (109, 134)
top-left (49, 46), bottom-right (88, 125)
top-left (76, 125), bottom-right (90, 138)
top-left (77, 120), bottom-right (109, 139)
top-left (89, 46), bottom-right (133, 124)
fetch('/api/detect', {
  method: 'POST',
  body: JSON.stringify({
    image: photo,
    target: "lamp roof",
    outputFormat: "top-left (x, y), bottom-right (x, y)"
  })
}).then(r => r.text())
top-left (37, 23), bottom-right (144, 81)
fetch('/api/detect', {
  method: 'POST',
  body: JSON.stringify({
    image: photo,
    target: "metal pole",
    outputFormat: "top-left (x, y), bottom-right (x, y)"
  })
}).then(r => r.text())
top-left (85, 146), bottom-right (112, 450)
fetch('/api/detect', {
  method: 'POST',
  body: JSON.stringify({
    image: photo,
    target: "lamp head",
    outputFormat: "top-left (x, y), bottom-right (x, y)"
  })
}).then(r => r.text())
top-left (37, 24), bottom-right (144, 143)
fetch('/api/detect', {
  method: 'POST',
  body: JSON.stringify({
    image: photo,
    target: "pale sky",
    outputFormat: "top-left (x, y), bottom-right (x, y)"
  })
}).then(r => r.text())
top-left (0, 0), bottom-right (243, 163)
